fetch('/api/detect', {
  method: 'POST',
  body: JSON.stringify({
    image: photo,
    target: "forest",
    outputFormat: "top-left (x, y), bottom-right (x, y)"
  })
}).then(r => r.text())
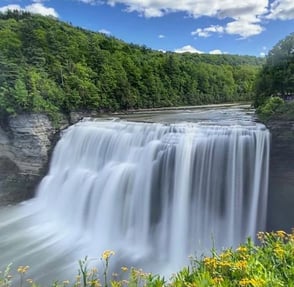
top-left (0, 11), bottom-right (265, 121)
top-left (254, 32), bottom-right (294, 120)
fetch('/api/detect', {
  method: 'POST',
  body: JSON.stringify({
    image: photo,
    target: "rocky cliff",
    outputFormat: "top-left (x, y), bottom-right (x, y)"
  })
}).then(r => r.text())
top-left (0, 114), bottom-right (57, 204)
top-left (266, 119), bottom-right (294, 232)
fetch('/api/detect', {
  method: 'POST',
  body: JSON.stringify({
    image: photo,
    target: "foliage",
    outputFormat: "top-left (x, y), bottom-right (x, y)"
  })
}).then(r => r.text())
top-left (270, 101), bottom-right (294, 121)
top-left (0, 10), bottom-right (263, 123)
top-left (256, 96), bottom-right (285, 120)
top-left (254, 32), bottom-right (294, 107)
top-left (1, 231), bottom-right (294, 286)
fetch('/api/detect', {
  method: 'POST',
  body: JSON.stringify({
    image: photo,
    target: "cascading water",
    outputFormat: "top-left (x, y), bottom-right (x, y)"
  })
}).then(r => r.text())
top-left (0, 111), bottom-right (270, 283)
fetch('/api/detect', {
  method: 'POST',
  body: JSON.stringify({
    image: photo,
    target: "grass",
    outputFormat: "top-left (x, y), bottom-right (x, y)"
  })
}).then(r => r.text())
top-left (1, 231), bottom-right (294, 287)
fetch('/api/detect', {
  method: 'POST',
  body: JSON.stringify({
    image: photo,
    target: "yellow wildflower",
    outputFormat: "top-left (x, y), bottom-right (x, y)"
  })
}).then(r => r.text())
top-left (102, 250), bottom-right (115, 260)
top-left (90, 279), bottom-right (101, 287)
top-left (121, 266), bottom-right (128, 272)
top-left (203, 257), bottom-right (217, 269)
top-left (219, 250), bottom-right (232, 260)
top-left (236, 246), bottom-right (247, 253)
top-left (235, 260), bottom-right (247, 270)
top-left (276, 230), bottom-right (287, 239)
top-left (213, 276), bottom-right (224, 284)
top-left (239, 277), bottom-right (266, 287)
top-left (250, 278), bottom-right (266, 287)
top-left (274, 244), bottom-right (285, 258)
top-left (17, 266), bottom-right (29, 274)
top-left (239, 278), bottom-right (250, 286)
top-left (218, 261), bottom-right (231, 268)
top-left (257, 232), bottom-right (266, 242)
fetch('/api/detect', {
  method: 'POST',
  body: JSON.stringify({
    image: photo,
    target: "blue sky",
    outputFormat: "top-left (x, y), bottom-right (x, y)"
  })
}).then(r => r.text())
top-left (0, 0), bottom-right (293, 56)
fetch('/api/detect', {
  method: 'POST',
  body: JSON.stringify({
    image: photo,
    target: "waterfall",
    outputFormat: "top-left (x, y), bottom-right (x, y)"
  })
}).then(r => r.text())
top-left (0, 118), bottom-right (270, 282)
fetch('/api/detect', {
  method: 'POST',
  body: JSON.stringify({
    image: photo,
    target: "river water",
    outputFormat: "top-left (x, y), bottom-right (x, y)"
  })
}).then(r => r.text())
top-left (0, 104), bottom-right (270, 285)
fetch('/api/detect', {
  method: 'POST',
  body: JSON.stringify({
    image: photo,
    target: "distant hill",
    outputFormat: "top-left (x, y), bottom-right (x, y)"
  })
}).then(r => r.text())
top-left (0, 11), bottom-right (264, 121)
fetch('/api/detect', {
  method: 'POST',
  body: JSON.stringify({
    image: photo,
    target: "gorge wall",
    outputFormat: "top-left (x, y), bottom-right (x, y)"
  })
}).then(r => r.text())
top-left (0, 112), bottom-right (100, 205)
top-left (266, 119), bottom-right (294, 232)
top-left (0, 114), bottom-right (58, 204)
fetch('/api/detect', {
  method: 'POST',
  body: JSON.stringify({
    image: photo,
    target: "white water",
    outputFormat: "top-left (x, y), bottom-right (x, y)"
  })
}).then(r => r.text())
top-left (0, 110), bottom-right (270, 283)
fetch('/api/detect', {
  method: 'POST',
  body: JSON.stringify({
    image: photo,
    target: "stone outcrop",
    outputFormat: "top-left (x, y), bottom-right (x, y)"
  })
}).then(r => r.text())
top-left (266, 119), bottom-right (294, 232)
top-left (0, 114), bottom-right (58, 205)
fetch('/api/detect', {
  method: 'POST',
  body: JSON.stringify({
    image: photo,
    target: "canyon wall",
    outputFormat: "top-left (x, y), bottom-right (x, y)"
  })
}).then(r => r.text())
top-left (0, 114), bottom-right (58, 204)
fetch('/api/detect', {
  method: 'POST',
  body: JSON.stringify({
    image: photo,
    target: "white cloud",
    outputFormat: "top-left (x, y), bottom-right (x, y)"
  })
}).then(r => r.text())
top-left (102, 0), bottom-right (269, 39)
top-left (225, 19), bottom-right (264, 38)
top-left (91, 0), bottom-right (292, 38)
top-left (158, 34), bottom-right (165, 39)
top-left (259, 46), bottom-right (268, 57)
top-left (192, 18), bottom-right (264, 39)
top-left (105, 0), bottom-right (268, 19)
top-left (0, 2), bottom-right (58, 17)
top-left (174, 45), bottom-right (203, 54)
top-left (267, 0), bottom-right (294, 20)
top-left (26, 3), bottom-right (58, 17)
top-left (175, 45), bottom-right (227, 54)
top-left (99, 29), bottom-right (111, 35)
top-left (32, 0), bottom-right (48, 3)
top-left (78, 0), bottom-right (101, 5)
top-left (209, 49), bottom-right (224, 55)
top-left (191, 25), bottom-right (224, 38)
top-left (0, 4), bottom-right (22, 13)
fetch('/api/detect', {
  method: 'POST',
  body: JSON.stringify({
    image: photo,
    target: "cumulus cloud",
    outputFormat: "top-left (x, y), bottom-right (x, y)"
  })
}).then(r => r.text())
top-left (175, 45), bottom-right (226, 54)
top-left (0, 2), bottom-right (58, 17)
top-left (191, 25), bottom-right (224, 38)
top-left (0, 4), bottom-right (22, 13)
top-left (101, 0), bottom-right (270, 38)
top-left (267, 0), bottom-right (294, 20)
top-left (209, 49), bottom-right (225, 55)
top-left (174, 45), bottom-right (203, 54)
top-left (99, 28), bottom-right (111, 35)
top-left (26, 3), bottom-right (58, 17)
top-left (192, 19), bottom-right (264, 39)
top-left (158, 34), bottom-right (165, 39)
top-left (85, 0), bottom-right (292, 38)
top-left (225, 19), bottom-right (264, 38)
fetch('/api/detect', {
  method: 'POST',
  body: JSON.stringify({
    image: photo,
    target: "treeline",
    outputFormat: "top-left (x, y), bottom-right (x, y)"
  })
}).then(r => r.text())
top-left (253, 32), bottom-right (294, 120)
top-left (254, 32), bottom-right (294, 107)
top-left (0, 11), bottom-right (264, 120)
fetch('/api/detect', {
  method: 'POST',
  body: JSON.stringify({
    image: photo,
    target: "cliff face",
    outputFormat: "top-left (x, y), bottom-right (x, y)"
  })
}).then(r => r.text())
top-left (0, 114), bottom-right (57, 204)
top-left (266, 119), bottom-right (294, 232)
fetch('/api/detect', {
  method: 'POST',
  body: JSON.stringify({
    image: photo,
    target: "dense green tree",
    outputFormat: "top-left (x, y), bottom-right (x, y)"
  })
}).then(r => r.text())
top-left (0, 10), bottom-right (264, 121)
top-left (255, 33), bottom-right (294, 107)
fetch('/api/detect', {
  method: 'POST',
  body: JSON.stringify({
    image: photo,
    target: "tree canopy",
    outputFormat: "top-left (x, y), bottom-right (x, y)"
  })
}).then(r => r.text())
top-left (254, 32), bottom-right (294, 107)
top-left (0, 11), bottom-right (264, 122)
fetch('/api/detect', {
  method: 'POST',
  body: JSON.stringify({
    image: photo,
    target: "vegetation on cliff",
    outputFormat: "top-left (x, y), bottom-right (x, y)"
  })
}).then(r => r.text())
top-left (0, 11), bottom-right (263, 121)
top-left (254, 32), bottom-right (294, 121)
